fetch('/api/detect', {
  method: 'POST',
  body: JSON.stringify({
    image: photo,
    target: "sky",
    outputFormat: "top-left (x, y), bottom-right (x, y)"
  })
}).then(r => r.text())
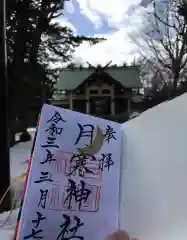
top-left (58, 0), bottom-right (152, 67)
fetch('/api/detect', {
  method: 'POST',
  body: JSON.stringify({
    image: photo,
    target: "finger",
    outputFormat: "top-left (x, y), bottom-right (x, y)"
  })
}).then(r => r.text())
top-left (105, 230), bottom-right (130, 240)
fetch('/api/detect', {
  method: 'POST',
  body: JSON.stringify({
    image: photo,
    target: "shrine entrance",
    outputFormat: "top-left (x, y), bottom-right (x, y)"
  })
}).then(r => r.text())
top-left (90, 96), bottom-right (111, 115)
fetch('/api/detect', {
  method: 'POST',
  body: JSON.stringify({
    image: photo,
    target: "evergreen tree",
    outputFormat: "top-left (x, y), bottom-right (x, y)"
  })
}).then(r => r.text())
top-left (7, 0), bottom-right (105, 144)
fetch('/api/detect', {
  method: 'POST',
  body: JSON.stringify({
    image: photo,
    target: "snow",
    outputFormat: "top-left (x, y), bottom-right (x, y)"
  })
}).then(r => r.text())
top-left (10, 129), bottom-right (35, 199)
top-left (0, 129), bottom-right (35, 239)
top-left (1, 93), bottom-right (187, 239)
top-left (0, 209), bottom-right (19, 239)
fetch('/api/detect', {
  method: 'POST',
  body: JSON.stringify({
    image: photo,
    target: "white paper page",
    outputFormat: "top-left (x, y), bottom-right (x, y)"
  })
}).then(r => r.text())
top-left (17, 104), bottom-right (122, 240)
top-left (119, 94), bottom-right (187, 240)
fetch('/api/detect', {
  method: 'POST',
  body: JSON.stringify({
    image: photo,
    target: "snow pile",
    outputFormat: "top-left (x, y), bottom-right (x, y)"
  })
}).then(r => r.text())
top-left (10, 129), bottom-right (35, 200)
top-left (0, 130), bottom-right (35, 239)
top-left (1, 93), bottom-right (187, 239)
top-left (0, 209), bottom-right (19, 239)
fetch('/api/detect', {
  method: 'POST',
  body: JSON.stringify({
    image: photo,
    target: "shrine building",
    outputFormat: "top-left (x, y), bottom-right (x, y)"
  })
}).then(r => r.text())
top-left (51, 65), bottom-right (141, 116)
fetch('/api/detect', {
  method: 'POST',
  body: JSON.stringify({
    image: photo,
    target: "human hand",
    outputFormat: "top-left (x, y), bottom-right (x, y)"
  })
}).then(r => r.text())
top-left (105, 230), bottom-right (138, 240)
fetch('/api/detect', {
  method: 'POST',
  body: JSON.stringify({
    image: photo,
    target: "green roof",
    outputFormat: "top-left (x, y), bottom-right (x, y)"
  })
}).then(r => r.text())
top-left (55, 66), bottom-right (141, 91)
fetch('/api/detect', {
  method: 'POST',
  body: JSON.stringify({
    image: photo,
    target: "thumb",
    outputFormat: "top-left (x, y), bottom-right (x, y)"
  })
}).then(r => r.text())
top-left (105, 230), bottom-right (130, 240)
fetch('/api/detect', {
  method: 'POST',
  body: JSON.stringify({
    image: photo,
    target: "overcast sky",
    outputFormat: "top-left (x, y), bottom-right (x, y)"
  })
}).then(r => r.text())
top-left (59, 0), bottom-right (152, 66)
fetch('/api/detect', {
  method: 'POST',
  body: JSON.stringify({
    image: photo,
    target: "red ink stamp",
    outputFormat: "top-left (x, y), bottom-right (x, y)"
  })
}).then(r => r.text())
top-left (64, 153), bottom-right (102, 180)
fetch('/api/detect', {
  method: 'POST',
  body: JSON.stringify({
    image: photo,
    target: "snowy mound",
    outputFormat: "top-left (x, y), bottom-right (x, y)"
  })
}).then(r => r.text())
top-left (0, 130), bottom-right (35, 239)
top-left (0, 209), bottom-right (19, 239)
top-left (10, 129), bottom-right (35, 200)
top-left (1, 94), bottom-right (187, 239)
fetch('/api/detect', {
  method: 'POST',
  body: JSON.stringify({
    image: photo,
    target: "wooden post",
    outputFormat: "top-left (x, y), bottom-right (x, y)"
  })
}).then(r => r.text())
top-left (86, 85), bottom-right (90, 114)
top-left (128, 98), bottom-right (131, 115)
top-left (69, 92), bottom-right (73, 110)
top-left (86, 100), bottom-right (90, 114)
top-left (111, 84), bottom-right (115, 115)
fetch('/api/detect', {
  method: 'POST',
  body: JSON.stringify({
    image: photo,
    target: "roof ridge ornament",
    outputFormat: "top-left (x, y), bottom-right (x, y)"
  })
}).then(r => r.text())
top-left (86, 61), bottom-right (112, 71)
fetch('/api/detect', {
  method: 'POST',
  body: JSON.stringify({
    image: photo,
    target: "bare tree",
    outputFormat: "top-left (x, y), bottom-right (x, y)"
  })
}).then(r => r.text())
top-left (179, 0), bottom-right (187, 23)
top-left (131, 0), bottom-right (187, 92)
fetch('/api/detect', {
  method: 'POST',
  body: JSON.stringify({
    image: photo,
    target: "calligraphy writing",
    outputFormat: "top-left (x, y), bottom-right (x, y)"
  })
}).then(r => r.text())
top-left (56, 214), bottom-right (84, 240)
top-left (104, 125), bottom-right (117, 143)
top-left (47, 111), bottom-right (66, 124)
top-left (42, 111), bottom-right (65, 147)
top-left (45, 124), bottom-right (63, 137)
top-left (41, 137), bottom-right (59, 148)
top-left (99, 153), bottom-right (114, 171)
top-left (40, 149), bottom-right (56, 165)
top-left (69, 154), bottom-right (96, 177)
top-left (28, 110), bottom-right (66, 239)
top-left (24, 212), bottom-right (46, 239)
top-left (64, 179), bottom-right (91, 210)
top-left (34, 172), bottom-right (53, 183)
top-left (74, 124), bottom-right (94, 145)
top-left (38, 189), bottom-right (48, 209)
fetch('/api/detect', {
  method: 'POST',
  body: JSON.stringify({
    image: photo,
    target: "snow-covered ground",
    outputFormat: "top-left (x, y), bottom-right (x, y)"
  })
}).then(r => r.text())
top-left (0, 129), bottom-right (35, 239)
top-left (2, 93), bottom-right (187, 239)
